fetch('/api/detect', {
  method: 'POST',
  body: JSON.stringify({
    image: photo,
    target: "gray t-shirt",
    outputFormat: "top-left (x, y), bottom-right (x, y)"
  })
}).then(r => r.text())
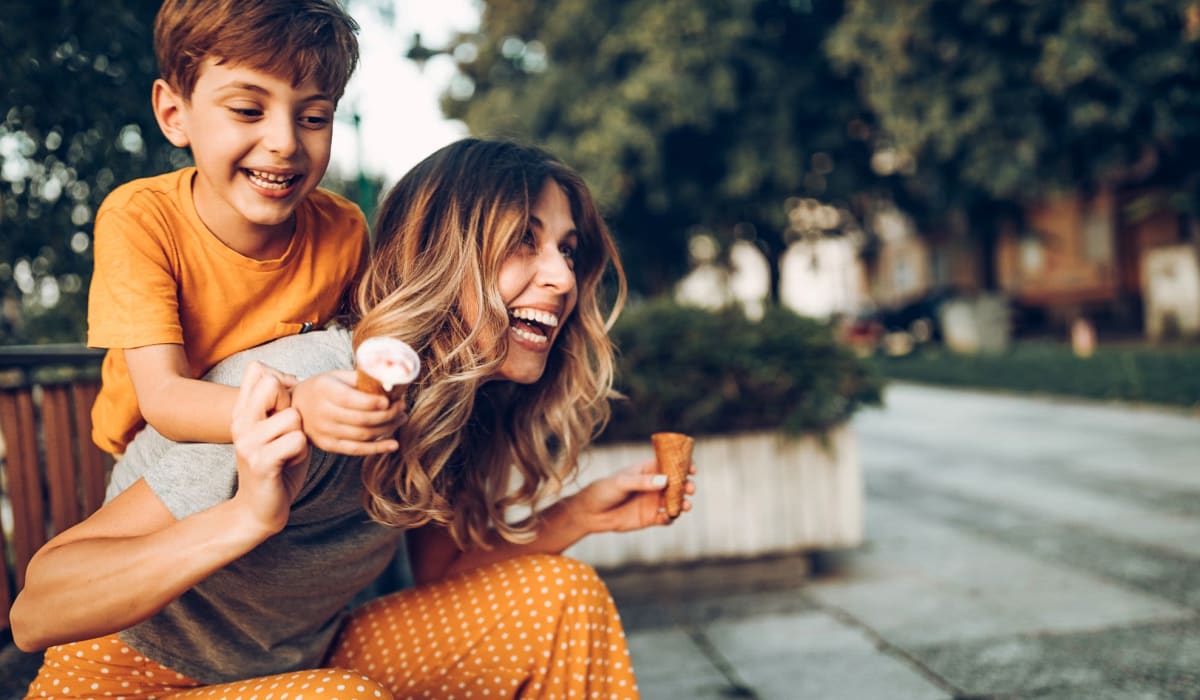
top-left (106, 328), bottom-right (406, 684)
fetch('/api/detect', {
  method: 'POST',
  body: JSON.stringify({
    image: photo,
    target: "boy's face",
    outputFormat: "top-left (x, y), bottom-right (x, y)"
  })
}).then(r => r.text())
top-left (154, 60), bottom-right (336, 248)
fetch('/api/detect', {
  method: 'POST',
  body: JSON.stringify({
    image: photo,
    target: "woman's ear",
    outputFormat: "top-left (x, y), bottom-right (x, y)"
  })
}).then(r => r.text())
top-left (152, 79), bottom-right (191, 148)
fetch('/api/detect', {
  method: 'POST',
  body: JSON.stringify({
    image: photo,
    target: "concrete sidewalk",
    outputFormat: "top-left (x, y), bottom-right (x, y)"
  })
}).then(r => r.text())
top-left (612, 383), bottom-right (1200, 699)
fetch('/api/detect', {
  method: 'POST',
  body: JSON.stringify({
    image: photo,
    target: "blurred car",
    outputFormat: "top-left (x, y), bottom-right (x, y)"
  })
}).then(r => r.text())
top-left (868, 288), bottom-right (969, 355)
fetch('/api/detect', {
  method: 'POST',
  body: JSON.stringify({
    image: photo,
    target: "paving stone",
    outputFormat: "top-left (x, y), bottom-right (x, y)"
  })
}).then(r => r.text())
top-left (627, 627), bottom-right (736, 699)
top-left (807, 503), bottom-right (1189, 648)
top-left (704, 613), bottom-right (951, 700)
top-left (910, 618), bottom-right (1200, 698)
top-left (604, 553), bottom-right (816, 632)
top-left (868, 472), bottom-right (1200, 610)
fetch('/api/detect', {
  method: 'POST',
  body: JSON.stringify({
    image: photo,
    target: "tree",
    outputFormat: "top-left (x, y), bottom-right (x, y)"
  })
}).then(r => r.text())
top-left (441, 0), bottom-right (884, 297)
top-left (1, 1), bottom-right (184, 344)
top-left (826, 0), bottom-right (1200, 286)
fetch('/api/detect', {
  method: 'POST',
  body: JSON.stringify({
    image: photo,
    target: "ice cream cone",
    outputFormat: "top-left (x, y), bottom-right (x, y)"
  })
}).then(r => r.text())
top-left (354, 337), bottom-right (421, 401)
top-left (651, 432), bottom-right (693, 519)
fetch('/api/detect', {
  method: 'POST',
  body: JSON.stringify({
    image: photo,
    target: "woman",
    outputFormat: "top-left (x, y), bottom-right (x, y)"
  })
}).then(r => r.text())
top-left (12, 139), bottom-right (692, 699)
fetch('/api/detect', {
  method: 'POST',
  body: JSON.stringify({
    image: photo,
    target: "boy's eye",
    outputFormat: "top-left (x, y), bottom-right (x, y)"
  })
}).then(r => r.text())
top-left (300, 113), bottom-right (332, 129)
top-left (228, 107), bottom-right (263, 118)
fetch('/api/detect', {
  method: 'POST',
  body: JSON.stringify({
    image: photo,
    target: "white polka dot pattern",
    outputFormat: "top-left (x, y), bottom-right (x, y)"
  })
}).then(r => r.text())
top-left (24, 554), bottom-right (639, 699)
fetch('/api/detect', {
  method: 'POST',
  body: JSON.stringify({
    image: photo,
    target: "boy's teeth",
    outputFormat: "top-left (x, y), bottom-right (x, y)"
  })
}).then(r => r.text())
top-left (509, 308), bottom-right (559, 327)
top-left (247, 169), bottom-right (297, 189)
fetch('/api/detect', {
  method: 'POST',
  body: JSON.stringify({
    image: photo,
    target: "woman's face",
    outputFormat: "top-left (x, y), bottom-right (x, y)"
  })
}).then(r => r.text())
top-left (492, 179), bottom-right (580, 384)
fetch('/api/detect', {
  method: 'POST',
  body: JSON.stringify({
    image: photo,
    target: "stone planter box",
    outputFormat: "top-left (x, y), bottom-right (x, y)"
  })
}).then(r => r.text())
top-left (565, 424), bottom-right (863, 568)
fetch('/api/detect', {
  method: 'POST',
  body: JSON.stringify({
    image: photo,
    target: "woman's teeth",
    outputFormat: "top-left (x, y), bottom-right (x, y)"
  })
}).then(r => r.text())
top-left (511, 325), bottom-right (549, 344)
top-left (509, 308), bottom-right (559, 327)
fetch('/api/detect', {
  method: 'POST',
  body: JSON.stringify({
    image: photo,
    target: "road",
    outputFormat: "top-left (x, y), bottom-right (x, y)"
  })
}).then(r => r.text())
top-left (612, 382), bottom-right (1200, 699)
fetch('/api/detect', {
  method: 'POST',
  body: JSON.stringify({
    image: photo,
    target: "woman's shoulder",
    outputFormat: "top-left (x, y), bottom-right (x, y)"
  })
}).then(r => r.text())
top-left (206, 327), bottom-right (354, 387)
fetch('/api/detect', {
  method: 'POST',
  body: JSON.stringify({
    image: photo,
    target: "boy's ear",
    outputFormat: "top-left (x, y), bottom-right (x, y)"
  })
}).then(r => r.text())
top-left (152, 79), bottom-right (191, 148)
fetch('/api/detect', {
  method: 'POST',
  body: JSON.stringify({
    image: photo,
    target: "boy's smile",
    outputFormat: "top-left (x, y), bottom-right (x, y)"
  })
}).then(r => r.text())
top-left (153, 60), bottom-right (335, 259)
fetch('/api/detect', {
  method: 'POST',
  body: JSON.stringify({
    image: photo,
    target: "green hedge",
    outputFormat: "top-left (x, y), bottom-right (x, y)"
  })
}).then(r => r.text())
top-left (599, 300), bottom-right (885, 443)
top-left (877, 341), bottom-right (1200, 408)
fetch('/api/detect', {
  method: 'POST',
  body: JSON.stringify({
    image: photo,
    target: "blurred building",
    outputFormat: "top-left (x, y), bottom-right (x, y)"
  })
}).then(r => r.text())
top-left (779, 237), bottom-right (869, 319)
top-left (867, 189), bottom-right (1200, 340)
top-left (675, 238), bottom-right (771, 320)
top-left (675, 189), bottom-right (1200, 344)
top-left (995, 188), bottom-right (1200, 338)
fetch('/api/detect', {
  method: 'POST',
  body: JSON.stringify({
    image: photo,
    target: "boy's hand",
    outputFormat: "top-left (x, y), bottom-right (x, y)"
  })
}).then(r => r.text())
top-left (290, 370), bottom-right (407, 455)
top-left (230, 362), bottom-right (310, 537)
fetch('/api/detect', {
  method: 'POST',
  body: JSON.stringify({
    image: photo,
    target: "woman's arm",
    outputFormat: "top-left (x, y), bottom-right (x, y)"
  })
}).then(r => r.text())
top-left (10, 362), bottom-right (309, 651)
top-left (10, 480), bottom-right (273, 651)
top-left (409, 459), bottom-right (694, 585)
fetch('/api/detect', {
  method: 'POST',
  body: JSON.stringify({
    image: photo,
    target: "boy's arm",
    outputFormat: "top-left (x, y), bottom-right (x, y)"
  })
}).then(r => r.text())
top-left (125, 344), bottom-right (245, 443)
top-left (127, 344), bottom-right (405, 451)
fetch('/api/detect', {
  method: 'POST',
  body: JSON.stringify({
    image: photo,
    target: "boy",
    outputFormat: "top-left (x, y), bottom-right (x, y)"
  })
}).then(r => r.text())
top-left (87, 0), bottom-right (403, 456)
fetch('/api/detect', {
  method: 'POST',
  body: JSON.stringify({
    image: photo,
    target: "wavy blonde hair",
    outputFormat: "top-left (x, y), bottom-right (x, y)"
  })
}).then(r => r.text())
top-left (350, 139), bottom-right (627, 549)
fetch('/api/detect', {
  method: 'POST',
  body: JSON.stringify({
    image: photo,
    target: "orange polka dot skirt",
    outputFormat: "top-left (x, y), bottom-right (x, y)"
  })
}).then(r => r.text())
top-left (24, 555), bottom-right (640, 699)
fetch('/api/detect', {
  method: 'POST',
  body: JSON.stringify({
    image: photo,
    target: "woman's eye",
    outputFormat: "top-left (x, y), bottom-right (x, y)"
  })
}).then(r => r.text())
top-left (520, 230), bottom-right (536, 248)
top-left (300, 114), bottom-right (331, 128)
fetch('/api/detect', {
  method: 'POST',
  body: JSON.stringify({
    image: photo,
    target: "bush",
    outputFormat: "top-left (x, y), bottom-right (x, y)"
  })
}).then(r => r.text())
top-left (600, 300), bottom-right (885, 443)
top-left (877, 341), bottom-right (1200, 408)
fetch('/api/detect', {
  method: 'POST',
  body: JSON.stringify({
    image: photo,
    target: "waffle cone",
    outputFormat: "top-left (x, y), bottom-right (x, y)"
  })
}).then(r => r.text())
top-left (355, 368), bottom-right (405, 401)
top-left (651, 432), bottom-right (693, 518)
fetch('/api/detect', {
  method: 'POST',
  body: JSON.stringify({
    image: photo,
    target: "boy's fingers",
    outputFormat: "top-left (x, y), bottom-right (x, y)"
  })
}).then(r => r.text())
top-left (329, 438), bottom-right (400, 456)
top-left (321, 403), bottom-right (406, 430)
top-left (352, 405), bottom-right (407, 427)
top-left (326, 370), bottom-right (395, 409)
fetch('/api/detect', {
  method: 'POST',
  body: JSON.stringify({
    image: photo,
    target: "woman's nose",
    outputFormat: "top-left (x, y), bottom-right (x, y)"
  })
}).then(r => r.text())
top-left (538, 248), bottom-right (575, 291)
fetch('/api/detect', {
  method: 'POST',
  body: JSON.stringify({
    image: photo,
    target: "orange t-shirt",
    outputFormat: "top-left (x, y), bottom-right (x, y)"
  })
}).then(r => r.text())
top-left (87, 167), bottom-right (367, 454)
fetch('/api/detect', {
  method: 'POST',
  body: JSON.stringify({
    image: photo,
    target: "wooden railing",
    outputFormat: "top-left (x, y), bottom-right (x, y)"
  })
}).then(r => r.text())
top-left (0, 345), bottom-right (111, 631)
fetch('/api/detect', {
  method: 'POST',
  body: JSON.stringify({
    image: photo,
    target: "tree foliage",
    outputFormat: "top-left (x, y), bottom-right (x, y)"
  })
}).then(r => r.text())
top-left (1, 1), bottom-right (183, 344)
top-left (445, 0), bottom-right (1200, 295)
top-left (827, 0), bottom-right (1200, 208)
top-left (442, 0), bottom-right (881, 296)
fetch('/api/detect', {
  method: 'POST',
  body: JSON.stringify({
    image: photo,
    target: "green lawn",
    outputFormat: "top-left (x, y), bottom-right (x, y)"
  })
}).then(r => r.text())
top-left (874, 341), bottom-right (1200, 409)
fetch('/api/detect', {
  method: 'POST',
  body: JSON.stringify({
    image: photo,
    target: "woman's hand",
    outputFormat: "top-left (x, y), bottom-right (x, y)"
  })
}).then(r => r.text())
top-left (230, 361), bottom-right (311, 536)
top-left (569, 458), bottom-right (697, 535)
top-left (290, 370), bottom-right (408, 455)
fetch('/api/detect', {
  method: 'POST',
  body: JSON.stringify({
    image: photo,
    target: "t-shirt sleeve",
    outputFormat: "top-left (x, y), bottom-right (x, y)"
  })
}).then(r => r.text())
top-left (143, 443), bottom-right (239, 519)
top-left (87, 204), bottom-right (185, 349)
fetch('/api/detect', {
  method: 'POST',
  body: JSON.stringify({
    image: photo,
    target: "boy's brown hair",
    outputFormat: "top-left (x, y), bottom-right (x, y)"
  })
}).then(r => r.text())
top-left (154, 0), bottom-right (359, 101)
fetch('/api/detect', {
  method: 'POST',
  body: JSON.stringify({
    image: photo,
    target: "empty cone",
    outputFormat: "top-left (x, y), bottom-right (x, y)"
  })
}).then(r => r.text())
top-left (651, 432), bottom-right (693, 518)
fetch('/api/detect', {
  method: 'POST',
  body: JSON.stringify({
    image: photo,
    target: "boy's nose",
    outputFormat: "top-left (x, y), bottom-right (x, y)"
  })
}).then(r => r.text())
top-left (262, 115), bottom-right (299, 157)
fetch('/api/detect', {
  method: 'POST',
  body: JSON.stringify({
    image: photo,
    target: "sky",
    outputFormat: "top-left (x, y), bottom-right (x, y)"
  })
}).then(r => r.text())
top-left (328, 0), bottom-right (481, 185)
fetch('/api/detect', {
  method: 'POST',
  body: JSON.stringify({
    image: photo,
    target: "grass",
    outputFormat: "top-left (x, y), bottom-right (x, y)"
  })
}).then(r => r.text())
top-left (874, 340), bottom-right (1200, 409)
